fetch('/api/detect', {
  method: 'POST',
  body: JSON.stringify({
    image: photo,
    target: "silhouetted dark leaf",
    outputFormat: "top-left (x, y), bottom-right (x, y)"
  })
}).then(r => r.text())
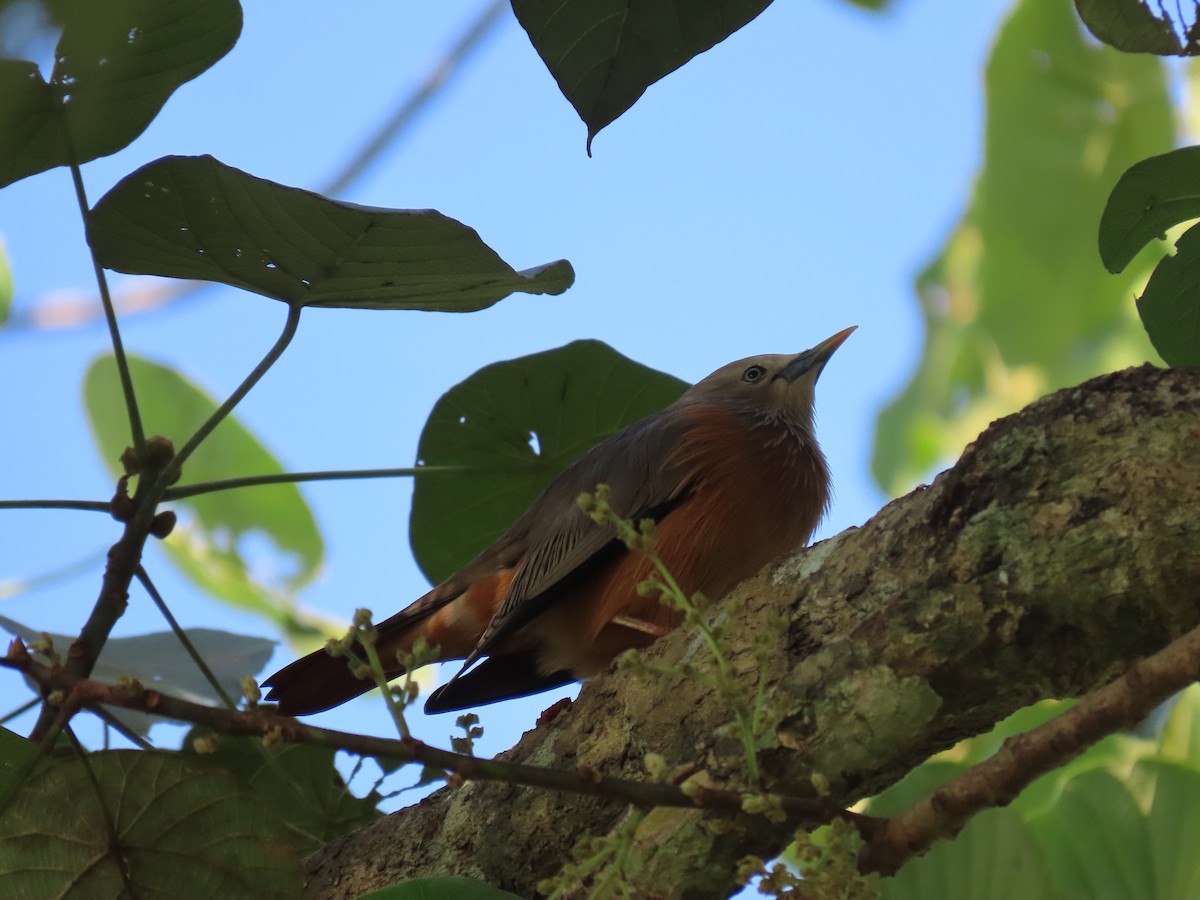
top-left (0, 0), bottom-right (241, 188)
top-left (410, 341), bottom-right (687, 583)
top-left (88, 155), bottom-right (573, 311)
top-left (511, 0), bottom-right (773, 151)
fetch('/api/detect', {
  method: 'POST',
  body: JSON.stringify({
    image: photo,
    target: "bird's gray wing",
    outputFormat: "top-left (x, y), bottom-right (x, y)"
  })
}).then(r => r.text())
top-left (371, 528), bottom-right (526, 640)
top-left (466, 409), bottom-right (697, 661)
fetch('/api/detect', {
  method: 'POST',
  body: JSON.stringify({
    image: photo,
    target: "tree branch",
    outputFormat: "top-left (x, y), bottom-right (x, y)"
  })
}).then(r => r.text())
top-left (1, 644), bottom-right (873, 831)
top-left (858, 618), bottom-right (1200, 875)
top-left (299, 364), bottom-right (1200, 898)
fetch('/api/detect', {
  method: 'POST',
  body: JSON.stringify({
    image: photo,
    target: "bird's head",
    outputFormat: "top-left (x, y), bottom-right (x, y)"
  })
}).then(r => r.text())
top-left (681, 326), bottom-right (856, 431)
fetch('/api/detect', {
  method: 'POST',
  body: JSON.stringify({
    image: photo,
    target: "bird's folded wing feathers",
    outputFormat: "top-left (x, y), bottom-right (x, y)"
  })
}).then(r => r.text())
top-left (470, 412), bottom-right (697, 658)
top-left (374, 530), bottom-right (525, 639)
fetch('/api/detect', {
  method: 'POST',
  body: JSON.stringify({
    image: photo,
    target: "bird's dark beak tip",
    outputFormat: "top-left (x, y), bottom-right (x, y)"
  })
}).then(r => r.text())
top-left (782, 325), bottom-right (856, 383)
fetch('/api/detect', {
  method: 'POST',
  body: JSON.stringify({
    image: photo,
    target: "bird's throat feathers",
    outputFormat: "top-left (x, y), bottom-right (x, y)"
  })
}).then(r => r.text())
top-left (674, 403), bottom-right (830, 525)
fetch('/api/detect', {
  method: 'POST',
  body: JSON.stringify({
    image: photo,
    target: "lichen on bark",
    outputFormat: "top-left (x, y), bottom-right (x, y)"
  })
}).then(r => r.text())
top-left (304, 364), bottom-right (1200, 899)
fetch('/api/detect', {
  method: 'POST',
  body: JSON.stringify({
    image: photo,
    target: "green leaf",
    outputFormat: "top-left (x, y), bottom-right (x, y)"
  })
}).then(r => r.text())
top-left (866, 704), bottom-right (1069, 819)
top-left (1158, 685), bottom-right (1200, 762)
top-left (1026, 768), bottom-right (1154, 900)
top-left (184, 731), bottom-right (379, 849)
top-left (1099, 147), bottom-right (1200, 274)
top-left (881, 804), bottom-right (1051, 900)
top-left (1187, 57), bottom-right (1200, 139)
top-left (866, 759), bottom-right (965, 818)
top-left (87, 154), bottom-right (574, 310)
top-left (410, 340), bottom-right (688, 584)
top-left (0, 0), bottom-right (241, 189)
top-left (0, 237), bottom-right (11, 328)
top-left (0, 727), bottom-right (39, 800)
top-left (868, 702), bottom-right (1159, 897)
top-left (1134, 221), bottom-right (1200, 365)
top-left (0, 613), bottom-right (274, 735)
top-left (953, 701), bottom-right (1071, 767)
top-left (1136, 759), bottom-right (1200, 898)
top-left (868, 763), bottom-right (1052, 900)
top-left (1074, 0), bottom-right (1196, 56)
top-left (873, 0), bottom-right (1171, 495)
top-left (84, 353), bottom-right (325, 633)
top-left (355, 877), bottom-right (524, 900)
top-left (0, 750), bottom-right (302, 897)
top-left (511, 0), bottom-right (773, 152)
top-left (974, 0), bottom-right (1169, 361)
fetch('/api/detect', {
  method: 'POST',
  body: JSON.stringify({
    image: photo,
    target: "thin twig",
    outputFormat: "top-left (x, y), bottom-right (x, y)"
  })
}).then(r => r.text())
top-left (0, 500), bottom-right (111, 513)
top-left (322, 0), bottom-right (509, 196)
top-left (0, 697), bottom-right (39, 726)
top-left (67, 157), bottom-right (145, 451)
top-left (5, 647), bottom-right (878, 835)
top-left (859, 619), bottom-right (1200, 876)
top-left (157, 302), bottom-right (303, 487)
top-left (12, 1), bottom-right (511, 332)
top-left (86, 704), bottom-right (154, 750)
top-left (162, 465), bottom-right (469, 501)
top-left (29, 493), bottom-right (159, 740)
top-left (135, 566), bottom-right (235, 709)
top-left (0, 547), bottom-right (109, 602)
top-left (30, 304), bottom-right (302, 741)
top-left (134, 567), bottom-right (343, 825)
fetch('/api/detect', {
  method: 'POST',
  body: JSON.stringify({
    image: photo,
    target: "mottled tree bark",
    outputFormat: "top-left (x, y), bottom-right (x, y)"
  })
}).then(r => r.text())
top-left (304, 364), bottom-right (1200, 899)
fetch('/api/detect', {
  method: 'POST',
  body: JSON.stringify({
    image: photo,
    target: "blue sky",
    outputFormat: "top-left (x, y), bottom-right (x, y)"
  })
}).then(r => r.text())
top-left (1, 0), bottom-right (1013, 788)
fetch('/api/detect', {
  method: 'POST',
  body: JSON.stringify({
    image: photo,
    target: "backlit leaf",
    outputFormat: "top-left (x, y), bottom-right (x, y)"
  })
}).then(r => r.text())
top-left (0, 613), bottom-right (274, 735)
top-left (1133, 221), bottom-right (1200, 365)
top-left (84, 353), bottom-right (325, 634)
top-left (1099, 147), bottom-right (1200, 274)
top-left (88, 155), bottom-right (573, 311)
top-left (0, 751), bottom-right (302, 897)
top-left (873, 0), bottom-right (1170, 494)
top-left (410, 341), bottom-right (687, 583)
top-left (0, 0), bottom-right (241, 188)
top-left (511, 0), bottom-right (773, 151)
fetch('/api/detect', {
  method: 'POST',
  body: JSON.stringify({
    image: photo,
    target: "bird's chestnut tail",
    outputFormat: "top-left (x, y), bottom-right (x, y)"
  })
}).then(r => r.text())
top-left (263, 648), bottom-right (383, 716)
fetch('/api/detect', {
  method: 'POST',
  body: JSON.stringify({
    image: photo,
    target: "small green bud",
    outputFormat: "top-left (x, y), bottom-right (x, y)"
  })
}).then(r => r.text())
top-left (193, 735), bottom-right (219, 754)
top-left (241, 676), bottom-right (261, 704)
top-left (741, 792), bottom-right (787, 823)
top-left (811, 771), bottom-right (830, 797)
top-left (679, 771), bottom-right (711, 799)
top-left (643, 752), bottom-right (668, 781)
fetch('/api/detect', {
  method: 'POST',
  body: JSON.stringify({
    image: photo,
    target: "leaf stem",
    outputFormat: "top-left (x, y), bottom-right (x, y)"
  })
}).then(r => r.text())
top-left (162, 465), bottom-right (468, 501)
top-left (10, 651), bottom-right (872, 832)
top-left (0, 547), bottom-right (109, 602)
top-left (156, 302), bottom-right (303, 490)
top-left (29, 303), bottom-right (303, 741)
top-left (321, 0), bottom-right (508, 196)
top-left (87, 705), bottom-right (154, 750)
top-left (0, 499), bottom-right (111, 513)
top-left (0, 697), bottom-right (39, 726)
top-left (135, 566), bottom-right (235, 709)
top-left (69, 158), bottom-right (145, 452)
top-left (646, 552), bottom-right (760, 785)
top-left (137, 563), bottom-right (335, 823)
top-left (361, 637), bottom-right (412, 740)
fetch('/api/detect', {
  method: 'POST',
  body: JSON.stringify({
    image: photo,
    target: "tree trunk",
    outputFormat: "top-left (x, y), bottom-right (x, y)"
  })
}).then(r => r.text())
top-left (303, 364), bottom-right (1200, 899)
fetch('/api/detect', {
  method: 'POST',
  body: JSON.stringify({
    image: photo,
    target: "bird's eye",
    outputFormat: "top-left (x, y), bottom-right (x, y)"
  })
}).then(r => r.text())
top-left (741, 365), bottom-right (767, 383)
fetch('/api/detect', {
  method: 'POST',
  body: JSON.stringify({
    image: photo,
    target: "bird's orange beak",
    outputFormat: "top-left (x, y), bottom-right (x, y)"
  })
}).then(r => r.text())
top-left (780, 325), bottom-right (856, 384)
